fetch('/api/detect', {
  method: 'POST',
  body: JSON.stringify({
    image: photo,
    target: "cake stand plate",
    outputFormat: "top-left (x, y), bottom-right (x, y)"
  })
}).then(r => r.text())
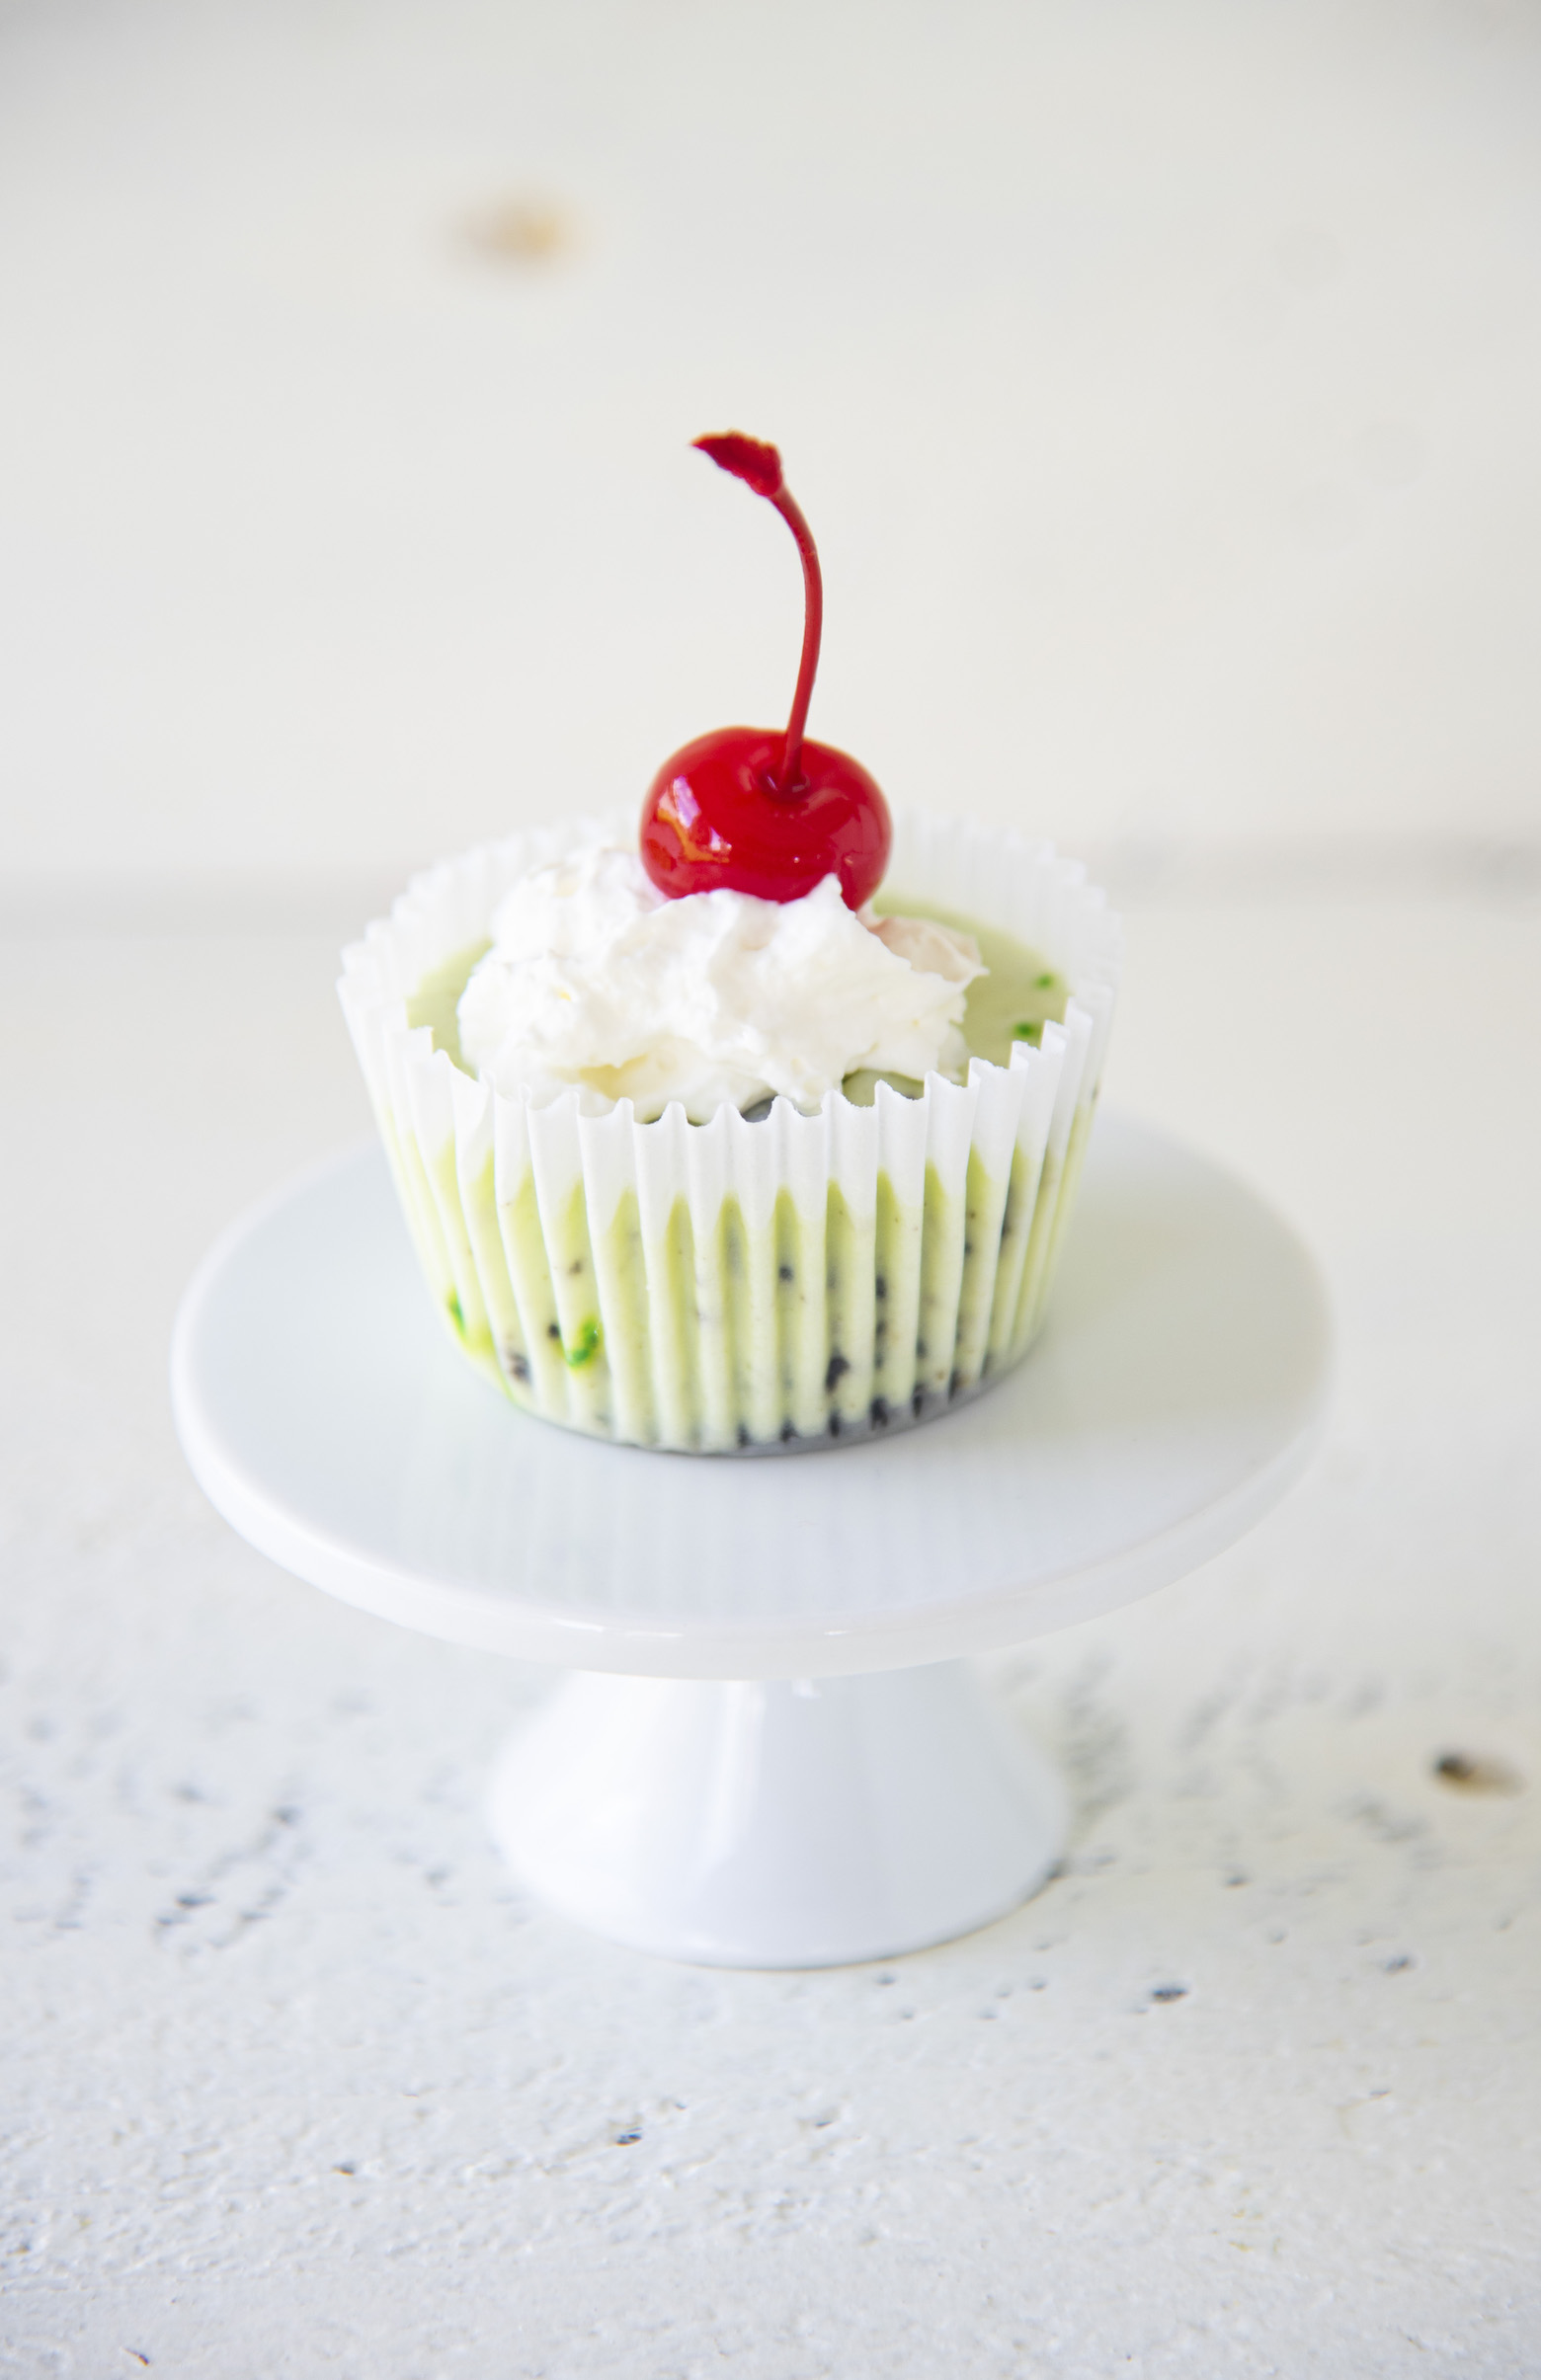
top-left (172, 1115), bottom-right (1330, 1967)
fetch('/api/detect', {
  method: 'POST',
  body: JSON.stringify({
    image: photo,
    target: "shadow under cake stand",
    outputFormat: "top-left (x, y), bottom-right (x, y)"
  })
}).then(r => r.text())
top-left (171, 1114), bottom-right (1330, 1969)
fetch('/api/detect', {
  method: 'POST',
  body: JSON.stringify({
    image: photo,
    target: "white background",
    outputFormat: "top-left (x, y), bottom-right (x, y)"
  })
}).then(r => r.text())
top-left (2, 0), bottom-right (1540, 885)
top-left (1, 5), bottom-right (1538, 2375)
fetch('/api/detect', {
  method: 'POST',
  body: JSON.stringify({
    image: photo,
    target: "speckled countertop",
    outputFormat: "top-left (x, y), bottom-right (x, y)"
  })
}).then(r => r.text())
top-left (2, 881), bottom-right (1536, 2378)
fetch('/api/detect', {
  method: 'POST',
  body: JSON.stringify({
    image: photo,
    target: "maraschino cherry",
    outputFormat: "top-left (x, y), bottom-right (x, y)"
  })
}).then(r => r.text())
top-left (640, 434), bottom-right (891, 910)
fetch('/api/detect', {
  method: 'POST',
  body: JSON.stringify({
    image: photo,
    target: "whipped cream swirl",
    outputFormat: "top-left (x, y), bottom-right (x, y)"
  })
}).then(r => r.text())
top-left (455, 840), bottom-right (983, 1122)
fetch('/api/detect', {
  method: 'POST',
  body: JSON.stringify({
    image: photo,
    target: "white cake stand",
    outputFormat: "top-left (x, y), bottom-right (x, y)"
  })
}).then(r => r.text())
top-left (171, 1114), bottom-right (1330, 1968)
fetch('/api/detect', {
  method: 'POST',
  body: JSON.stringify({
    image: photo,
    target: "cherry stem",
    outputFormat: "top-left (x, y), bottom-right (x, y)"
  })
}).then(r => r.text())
top-left (770, 486), bottom-right (823, 795)
top-left (690, 435), bottom-right (825, 796)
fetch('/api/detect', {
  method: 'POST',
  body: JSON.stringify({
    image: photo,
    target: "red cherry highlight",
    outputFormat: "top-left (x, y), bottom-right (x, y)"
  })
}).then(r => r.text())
top-left (640, 435), bottom-right (891, 909)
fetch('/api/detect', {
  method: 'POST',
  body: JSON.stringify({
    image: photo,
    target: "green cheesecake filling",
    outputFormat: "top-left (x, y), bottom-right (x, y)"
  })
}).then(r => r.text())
top-left (868, 897), bottom-right (1069, 1066)
top-left (400, 906), bottom-right (1079, 1447)
top-left (405, 944), bottom-right (489, 1069)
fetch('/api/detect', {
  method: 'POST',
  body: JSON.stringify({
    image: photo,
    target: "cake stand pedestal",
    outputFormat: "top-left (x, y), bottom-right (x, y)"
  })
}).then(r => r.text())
top-left (171, 1115), bottom-right (1330, 1968)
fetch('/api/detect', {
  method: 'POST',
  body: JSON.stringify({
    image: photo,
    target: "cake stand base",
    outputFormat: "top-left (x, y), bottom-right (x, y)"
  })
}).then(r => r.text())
top-left (173, 1119), bottom-right (1331, 1970)
top-left (487, 1660), bottom-right (1066, 1968)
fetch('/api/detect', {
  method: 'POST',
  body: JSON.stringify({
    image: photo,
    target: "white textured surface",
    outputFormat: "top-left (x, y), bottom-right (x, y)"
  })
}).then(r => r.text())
top-left (3, 885), bottom-right (1538, 2375)
top-left (3, 0), bottom-right (1539, 2365)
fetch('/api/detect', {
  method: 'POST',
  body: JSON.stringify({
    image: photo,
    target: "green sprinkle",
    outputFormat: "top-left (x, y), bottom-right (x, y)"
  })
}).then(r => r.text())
top-left (1012, 1020), bottom-right (1042, 1044)
top-left (446, 1291), bottom-right (465, 1336)
top-left (1035, 971), bottom-right (1057, 990)
top-left (563, 1318), bottom-right (602, 1369)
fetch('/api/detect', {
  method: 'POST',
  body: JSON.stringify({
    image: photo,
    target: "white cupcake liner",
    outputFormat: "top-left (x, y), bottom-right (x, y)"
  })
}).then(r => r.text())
top-left (339, 813), bottom-right (1121, 1453)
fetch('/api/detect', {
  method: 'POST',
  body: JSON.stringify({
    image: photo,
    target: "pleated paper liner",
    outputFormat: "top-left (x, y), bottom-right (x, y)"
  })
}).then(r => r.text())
top-left (340, 813), bottom-right (1121, 1453)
